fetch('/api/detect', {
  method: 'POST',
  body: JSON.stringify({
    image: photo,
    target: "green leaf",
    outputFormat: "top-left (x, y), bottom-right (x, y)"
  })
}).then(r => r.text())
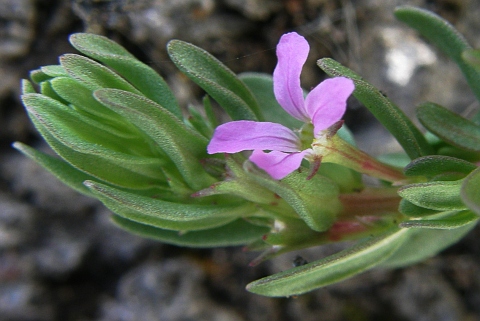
top-left (399, 210), bottom-right (478, 229)
top-left (246, 228), bottom-right (409, 297)
top-left (461, 166), bottom-right (480, 215)
top-left (398, 180), bottom-right (466, 211)
top-left (381, 221), bottom-right (476, 267)
top-left (436, 145), bottom-right (480, 163)
top-left (23, 95), bottom-right (164, 189)
top-left (60, 54), bottom-right (141, 94)
top-left (30, 68), bottom-right (54, 84)
top-left (94, 89), bottom-right (215, 190)
top-left (317, 58), bottom-right (432, 159)
top-left (399, 199), bottom-right (439, 217)
top-left (167, 40), bottom-right (261, 121)
top-left (21, 79), bottom-right (36, 94)
top-left (12, 142), bottom-right (96, 197)
top-left (417, 102), bottom-right (480, 152)
top-left (394, 6), bottom-right (480, 104)
top-left (112, 215), bottom-right (268, 247)
top-left (404, 155), bottom-right (477, 178)
top-left (41, 65), bottom-right (68, 78)
top-left (463, 49), bottom-right (480, 72)
top-left (22, 93), bottom-right (164, 175)
top-left (50, 77), bottom-right (129, 125)
top-left (69, 33), bottom-right (182, 119)
top-left (85, 180), bottom-right (252, 231)
top-left (40, 81), bottom-right (68, 104)
top-left (245, 163), bottom-right (341, 232)
top-left (239, 72), bottom-right (302, 128)
top-left (203, 95), bottom-right (219, 128)
top-left (186, 105), bottom-right (214, 138)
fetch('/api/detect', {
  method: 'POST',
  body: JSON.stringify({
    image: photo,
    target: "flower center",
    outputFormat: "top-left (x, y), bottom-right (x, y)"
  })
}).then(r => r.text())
top-left (299, 122), bottom-right (314, 150)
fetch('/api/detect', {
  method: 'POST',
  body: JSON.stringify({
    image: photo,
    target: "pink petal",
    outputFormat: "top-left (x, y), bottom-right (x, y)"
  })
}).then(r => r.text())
top-left (304, 77), bottom-right (355, 136)
top-left (207, 120), bottom-right (300, 154)
top-left (249, 149), bottom-right (311, 180)
top-left (273, 32), bottom-right (310, 122)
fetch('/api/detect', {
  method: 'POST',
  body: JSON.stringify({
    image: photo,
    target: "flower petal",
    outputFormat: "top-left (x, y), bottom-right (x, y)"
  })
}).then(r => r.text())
top-left (207, 120), bottom-right (300, 154)
top-left (304, 77), bottom-right (355, 136)
top-left (249, 149), bottom-right (311, 180)
top-left (273, 32), bottom-right (310, 122)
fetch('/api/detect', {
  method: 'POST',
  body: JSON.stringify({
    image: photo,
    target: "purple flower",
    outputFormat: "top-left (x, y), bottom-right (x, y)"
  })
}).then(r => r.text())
top-left (207, 32), bottom-right (355, 179)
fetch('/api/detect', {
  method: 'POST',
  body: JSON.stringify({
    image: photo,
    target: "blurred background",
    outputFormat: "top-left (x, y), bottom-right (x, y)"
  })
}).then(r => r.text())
top-left (1, 0), bottom-right (480, 320)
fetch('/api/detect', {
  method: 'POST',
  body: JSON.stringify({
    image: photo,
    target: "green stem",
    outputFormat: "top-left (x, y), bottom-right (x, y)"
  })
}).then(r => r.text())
top-left (338, 187), bottom-right (401, 218)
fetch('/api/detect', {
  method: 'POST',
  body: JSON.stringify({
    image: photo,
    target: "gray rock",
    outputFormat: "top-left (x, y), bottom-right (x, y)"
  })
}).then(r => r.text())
top-left (224, 0), bottom-right (282, 20)
top-left (99, 259), bottom-right (244, 321)
top-left (2, 149), bottom-right (98, 213)
top-left (0, 282), bottom-right (54, 321)
top-left (383, 266), bottom-right (467, 321)
top-left (0, 0), bottom-right (36, 60)
top-left (0, 193), bottom-right (33, 249)
top-left (31, 225), bottom-right (90, 278)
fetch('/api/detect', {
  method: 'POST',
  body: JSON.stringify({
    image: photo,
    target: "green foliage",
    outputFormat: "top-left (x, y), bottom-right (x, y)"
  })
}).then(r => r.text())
top-left (417, 102), bottom-right (480, 152)
top-left (461, 167), bottom-right (480, 215)
top-left (167, 40), bottom-right (262, 121)
top-left (247, 228), bottom-right (409, 296)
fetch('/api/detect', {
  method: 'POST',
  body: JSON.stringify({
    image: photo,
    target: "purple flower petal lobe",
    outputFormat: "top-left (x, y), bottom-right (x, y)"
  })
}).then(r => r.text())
top-left (207, 120), bottom-right (300, 154)
top-left (273, 32), bottom-right (310, 122)
top-left (249, 149), bottom-right (311, 179)
top-left (305, 77), bottom-right (355, 136)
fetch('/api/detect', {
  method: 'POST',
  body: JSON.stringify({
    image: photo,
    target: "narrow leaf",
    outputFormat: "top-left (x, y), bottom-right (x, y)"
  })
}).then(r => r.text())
top-left (21, 79), bottom-right (36, 94)
top-left (395, 6), bottom-right (480, 103)
top-left (246, 228), bottom-right (409, 297)
top-left (461, 166), bottom-right (480, 215)
top-left (41, 65), bottom-right (68, 78)
top-left (398, 180), bottom-right (466, 211)
top-left (399, 199), bottom-right (439, 217)
top-left (167, 40), bottom-right (261, 121)
top-left (417, 102), bottom-right (480, 152)
top-left (50, 77), bottom-right (129, 125)
top-left (69, 33), bottom-right (182, 119)
top-left (85, 180), bottom-right (252, 231)
top-left (112, 215), bottom-right (268, 247)
top-left (318, 58), bottom-right (432, 159)
top-left (98, 199), bottom-right (236, 231)
top-left (60, 54), bottom-right (141, 94)
top-left (463, 49), bottom-right (480, 72)
top-left (404, 155), bottom-right (477, 178)
top-left (30, 68), bottom-right (53, 84)
top-left (85, 180), bottom-right (252, 222)
top-left (400, 210), bottom-right (478, 229)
